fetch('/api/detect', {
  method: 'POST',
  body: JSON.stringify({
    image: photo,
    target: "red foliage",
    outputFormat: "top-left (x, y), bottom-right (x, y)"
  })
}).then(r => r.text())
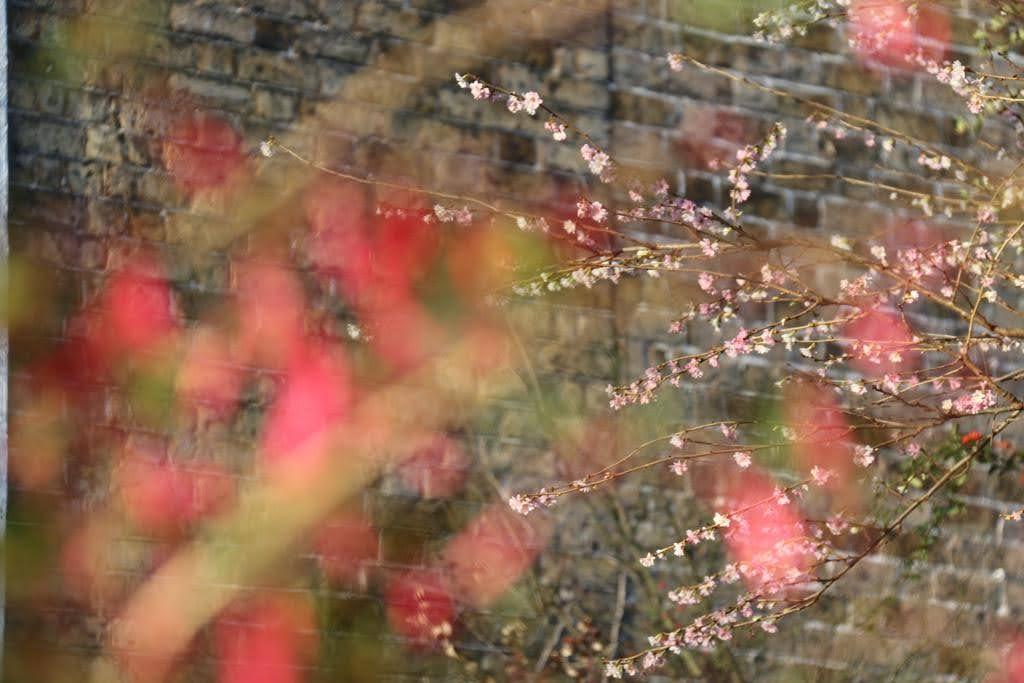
top-left (50, 255), bottom-right (178, 385)
top-left (311, 511), bottom-right (379, 585)
top-left (261, 342), bottom-right (352, 479)
top-left (987, 635), bottom-right (1024, 683)
top-left (177, 329), bottom-right (244, 417)
top-left (306, 188), bottom-right (445, 370)
top-left (398, 435), bottom-right (469, 499)
top-left (61, 519), bottom-right (111, 605)
top-left (117, 455), bottom-right (234, 536)
top-left (163, 112), bottom-right (246, 196)
top-left (233, 258), bottom-right (306, 367)
top-left (103, 257), bottom-right (177, 354)
top-left (961, 430), bottom-right (983, 445)
top-left (305, 180), bottom-right (370, 282)
top-left (443, 504), bottom-right (550, 607)
top-left (215, 596), bottom-right (316, 683)
top-left (385, 571), bottom-right (455, 645)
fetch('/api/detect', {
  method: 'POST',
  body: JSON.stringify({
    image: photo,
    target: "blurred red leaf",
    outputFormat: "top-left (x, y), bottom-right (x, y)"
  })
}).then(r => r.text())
top-left (385, 571), bottom-right (455, 645)
top-left (784, 381), bottom-right (855, 494)
top-left (9, 393), bottom-right (66, 489)
top-left (850, 0), bottom-right (948, 68)
top-left (720, 470), bottom-right (811, 592)
top-left (261, 342), bottom-right (352, 478)
top-left (398, 435), bottom-right (469, 499)
top-left (177, 328), bottom-right (244, 417)
top-left (216, 595), bottom-right (316, 683)
top-left (233, 258), bottom-right (306, 367)
top-left (311, 511), bottom-right (379, 585)
top-left (305, 180), bottom-right (370, 283)
top-left (61, 519), bottom-right (111, 605)
top-left (987, 635), bottom-right (1024, 683)
top-left (163, 112), bottom-right (246, 196)
top-left (117, 455), bottom-right (234, 536)
top-left (103, 256), bottom-right (177, 355)
top-left (843, 306), bottom-right (918, 377)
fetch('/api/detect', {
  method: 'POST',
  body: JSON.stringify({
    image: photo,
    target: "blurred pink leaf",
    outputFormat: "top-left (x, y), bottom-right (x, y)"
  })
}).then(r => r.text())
top-left (720, 470), bottom-right (811, 592)
top-left (261, 342), bottom-right (352, 479)
top-left (443, 503), bottom-right (551, 607)
top-left (843, 306), bottom-right (918, 377)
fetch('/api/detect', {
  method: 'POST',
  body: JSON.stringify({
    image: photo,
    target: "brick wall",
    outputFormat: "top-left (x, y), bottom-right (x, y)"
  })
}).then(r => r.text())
top-left (7, 0), bottom-right (1023, 681)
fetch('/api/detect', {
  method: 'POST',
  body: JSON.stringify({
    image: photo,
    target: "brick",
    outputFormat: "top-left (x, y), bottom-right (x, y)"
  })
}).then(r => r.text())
top-left (167, 73), bottom-right (251, 108)
top-left (236, 50), bottom-right (319, 91)
top-left (663, 63), bottom-right (732, 103)
top-left (574, 48), bottom-right (609, 81)
top-left (252, 87), bottom-right (298, 120)
top-left (13, 118), bottom-right (86, 157)
top-left (822, 62), bottom-right (886, 97)
top-left (169, 4), bottom-right (255, 43)
top-left (612, 90), bottom-right (681, 127)
top-left (874, 104), bottom-right (948, 144)
top-left (194, 41), bottom-right (237, 77)
top-left (84, 125), bottom-right (122, 163)
top-left (304, 32), bottom-right (369, 63)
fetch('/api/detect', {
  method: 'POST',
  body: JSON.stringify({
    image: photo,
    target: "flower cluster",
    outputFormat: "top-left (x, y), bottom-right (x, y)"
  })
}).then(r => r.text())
top-left (945, 389), bottom-right (998, 416)
top-left (580, 143), bottom-right (612, 179)
top-left (457, 15), bottom-right (1024, 677)
top-left (726, 122), bottom-right (787, 217)
top-left (430, 204), bottom-right (473, 224)
top-left (920, 56), bottom-right (986, 114)
top-left (455, 73), bottom-right (543, 115)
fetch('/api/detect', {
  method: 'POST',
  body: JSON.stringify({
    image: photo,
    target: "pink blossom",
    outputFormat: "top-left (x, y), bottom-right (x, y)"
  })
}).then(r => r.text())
top-left (521, 91), bottom-right (543, 115)
top-left (853, 444), bottom-right (876, 468)
top-left (724, 328), bottom-right (752, 358)
top-left (544, 120), bottom-right (567, 141)
top-left (733, 451), bottom-right (753, 469)
top-left (580, 145), bottom-right (610, 175)
top-left (826, 514), bottom-right (849, 536)
top-left (700, 239), bottom-right (720, 257)
top-left (810, 466), bottom-right (835, 487)
top-left (698, 272), bottom-right (716, 292)
top-left (951, 389), bottom-right (997, 415)
top-left (470, 81), bottom-right (490, 100)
